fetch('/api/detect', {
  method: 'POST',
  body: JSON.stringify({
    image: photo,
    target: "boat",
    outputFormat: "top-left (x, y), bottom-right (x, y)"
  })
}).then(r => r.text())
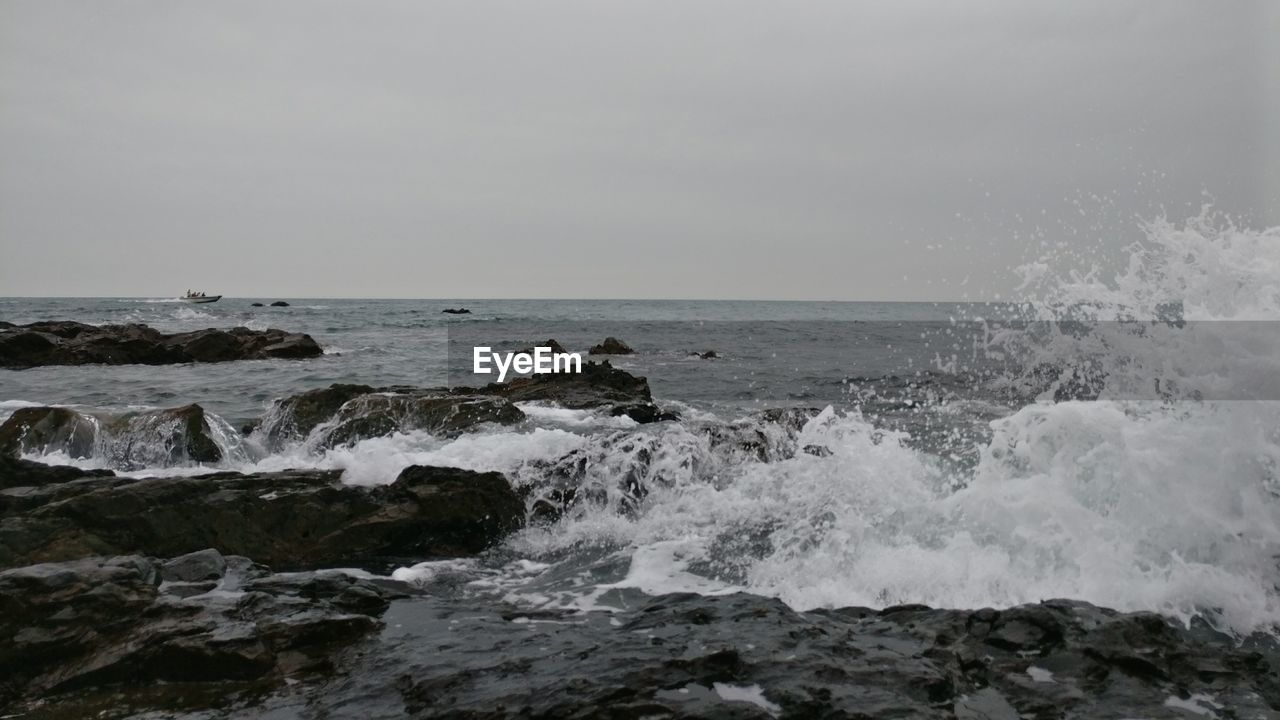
top-left (180, 292), bottom-right (221, 304)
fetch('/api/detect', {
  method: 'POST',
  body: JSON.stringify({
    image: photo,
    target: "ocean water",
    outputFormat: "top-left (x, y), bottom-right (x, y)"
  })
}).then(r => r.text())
top-left (3, 211), bottom-right (1280, 636)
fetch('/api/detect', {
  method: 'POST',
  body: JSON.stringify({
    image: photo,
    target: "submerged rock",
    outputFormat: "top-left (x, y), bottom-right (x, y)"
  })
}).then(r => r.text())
top-left (0, 321), bottom-right (321, 368)
top-left (588, 336), bottom-right (634, 354)
top-left (0, 403), bottom-right (228, 468)
top-left (270, 301), bottom-right (290, 307)
top-left (441, 307), bottom-right (472, 314)
top-left (251, 302), bottom-right (264, 307)
top-left (0, 553), bottom-right (405, 712)
top-left (0, 464), bottom-right (523, 571)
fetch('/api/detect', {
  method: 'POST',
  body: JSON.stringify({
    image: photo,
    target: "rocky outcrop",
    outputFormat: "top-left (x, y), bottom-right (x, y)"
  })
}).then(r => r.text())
top-left (0, 552), bottom-right (406, 712)
top-left (0, 454), bottom-right (113, 489)
top-left (41, 588), bottom-right (1269, 719)
top-left (514, 338), bottom-right (569, 356)
top-left (269, 301), bottom-right (290, 307)
top-left (0, 403), bottom-right (227, 468)
top-left (588, 336), bottom-right (634, 354)
top-left (0, 464), bottom-right (524, 571)
top-left (259, 384), bottom-right (524, 448)
top-left (259, 363), bottom-right (674, 449)
top-left (0, 321), bottom-right (321, 368)
top-left (441, 308), bottom-right (471, 314)
top-left (477, 360), bottom-right (675, 423)
top-left (379, 592), bottom-right (1280, 719)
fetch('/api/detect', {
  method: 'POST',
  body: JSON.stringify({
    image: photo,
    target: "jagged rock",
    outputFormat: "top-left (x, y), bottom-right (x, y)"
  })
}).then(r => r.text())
top-left (441, 308), bottom-right (471, 314)
top-left (161, 548), bottom-right (227, 582)
top-left (0, 455), bottom-right (113, 489)
top-left (690, 350), bottom-right (718, 359)
top-left (0, 321), bottom-right (321, 368)
top-left (478, 360), bottom-right (675, 423)
top-left (588, 336), bottom-right (634, 355)
top-left (259, 384), bottom-right (523, 448)
top-left (0, 464), bottom-right (524, 570)
top-left (270, 301), bottom-right (290, 307)
top-left (129, 590), bottom-right (1274, 720)
top-left (0, 406), bottom-right (97, 458)
top-left (0, 403), bottom-right (226, 468)
top-left (0, 554), bottom-right (405, 712)
top-left (514, 338), bottom-right (569, 356)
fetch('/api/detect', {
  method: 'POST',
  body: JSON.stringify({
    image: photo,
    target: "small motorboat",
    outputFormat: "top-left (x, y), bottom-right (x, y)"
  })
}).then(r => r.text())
top-left (180, 292), bottom-right (221, 304)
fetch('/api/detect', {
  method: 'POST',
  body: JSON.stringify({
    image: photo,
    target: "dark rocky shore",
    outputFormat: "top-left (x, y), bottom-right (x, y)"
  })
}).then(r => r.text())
top-left (2, 365), bottom-right (1278, 718)
top-left (0, 320), bottom-right (322, 368)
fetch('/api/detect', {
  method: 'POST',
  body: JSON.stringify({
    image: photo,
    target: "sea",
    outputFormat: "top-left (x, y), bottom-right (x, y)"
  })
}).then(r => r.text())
top-left (3, 212), bottom-right (1280, 637)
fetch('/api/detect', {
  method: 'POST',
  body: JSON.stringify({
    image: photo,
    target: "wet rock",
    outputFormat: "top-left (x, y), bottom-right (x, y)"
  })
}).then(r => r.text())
top-left (0, 403), bottom-right (226, 468)
top-left (441, 308), bottom-right (471, 314)
top-left (479, 360), bottom-right (675, 423)
top-left (251, 302), bottom-right (264, 307)
top-left (0, 406), bottom-right (97, 458)
top-left (234, 591), bottom-right (1280, 720)
top-left (0, 454), bottom-right (113, 489)
top-left (0, 554), bottom-right (404, 712)
top-left (588, 336), bottom-right (634, 354)
top-left (0, 321), bottom-right (321, 368)
top-left (270, 301), bottom-right (290, 307)
top-left (0, 464), bottom-right (523, 570)
top-left (702, 407), bottom-right (823, 462)
top-left (161, 548), bottom-right (228, 582)
top-left (690, 350), bottom-right (718, 359)
top-left (514, 338), bottom-right (570, 356)
top-left (259, 384), bottom-right (523, 448)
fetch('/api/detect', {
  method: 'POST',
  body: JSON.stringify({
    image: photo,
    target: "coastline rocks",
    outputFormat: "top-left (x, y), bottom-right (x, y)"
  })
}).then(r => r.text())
top-left (259, 384), bottom-right (524, 448)
top-left (0, 321), bottom-right (321, 368)
top-left (0, 454), bottom-right (113, 489)
top-left (269, 301), bottom-right (290, 307)
top-left (251, 302), bottom-right (264, 307)
top-left (588, 336), bottom-right (634, 355)
top-left (0, 464), bottom-right (524, 571)
top-left (0, 403), bottom-right (227, 469)
top-left (259, 364), bottom-right (675, 448)
top-left (514, 338), bottom-right (569, 356)
top-left (441, 308), bottom-right (471, 314)
top-left (691, 350), bottom-right (718, 359)
top-left (479, 360), bottom-right (675, 423)
top-left (0, 553), bottom-right (403, 711)
top-left (191, 590), bottom-right (1280, 719)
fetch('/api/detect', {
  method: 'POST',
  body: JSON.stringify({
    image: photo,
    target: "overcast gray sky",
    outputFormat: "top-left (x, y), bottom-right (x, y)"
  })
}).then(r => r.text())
top-left (1, 1), bottom-right (1276, 300)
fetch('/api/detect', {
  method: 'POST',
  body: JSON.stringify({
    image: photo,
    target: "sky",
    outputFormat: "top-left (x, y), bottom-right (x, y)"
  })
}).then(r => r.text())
top-left (0, 1), bottom-right (1276, 300)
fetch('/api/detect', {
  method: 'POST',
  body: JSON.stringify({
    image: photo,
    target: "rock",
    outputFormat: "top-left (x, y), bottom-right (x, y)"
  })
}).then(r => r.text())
top-left (588, 336), bottom-right (634, 355)
top-left (0, 454), bottom-right (113, 489)
top-left (251, 302), bottom-right (264, 307)
top-left (479, 360), bottom-right (675, 423)
top-left (258, 384), bottom-right (522, 448)
top-left (161, 548), bottom-right (227, 582)
top-left (270, 301), bottom-right (290, 307)
top-left (0, 321), bottom-right (321, 368)
top-left (182, 591), bottom-right (1279, 720)
top-left (514, 338), bottom-right (569, 356)
top-left (0, 464), bottom-right (524, 570)
top-left (693, 350), bottom-right (718, 359)
top-left (0, 554), bottom-right (404, 712)
top-left (0, 403), bottom-right (226, 469)
top-left (441, 307), bottom-right (472, 314)
top-left (0, 406), bottom-right (97, 458)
